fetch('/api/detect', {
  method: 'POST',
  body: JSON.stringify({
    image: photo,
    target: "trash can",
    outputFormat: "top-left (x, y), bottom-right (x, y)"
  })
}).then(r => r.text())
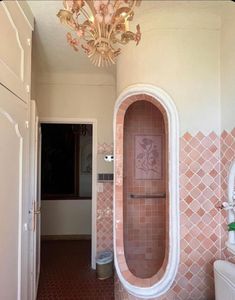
top-left (96, 251), bottom-right (113, 280)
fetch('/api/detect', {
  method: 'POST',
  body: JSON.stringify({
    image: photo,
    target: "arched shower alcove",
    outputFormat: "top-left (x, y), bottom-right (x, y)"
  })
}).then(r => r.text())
top-left (113, 85), bottom-right (180, 299)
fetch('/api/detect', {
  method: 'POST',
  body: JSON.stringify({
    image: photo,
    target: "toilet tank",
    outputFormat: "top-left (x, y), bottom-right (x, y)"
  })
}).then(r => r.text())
top-left (214, 260), bottom-right (235, 300)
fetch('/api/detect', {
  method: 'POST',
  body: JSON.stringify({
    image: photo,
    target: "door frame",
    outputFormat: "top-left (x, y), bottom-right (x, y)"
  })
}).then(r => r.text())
top-left (28, 100), bottom-right (41, 300)
top-left (39, 117), bottom-right (97, 269)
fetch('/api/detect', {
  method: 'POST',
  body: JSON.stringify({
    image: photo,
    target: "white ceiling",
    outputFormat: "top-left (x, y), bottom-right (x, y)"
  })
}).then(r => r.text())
top-left (28, 0), bottom-right (231, 75)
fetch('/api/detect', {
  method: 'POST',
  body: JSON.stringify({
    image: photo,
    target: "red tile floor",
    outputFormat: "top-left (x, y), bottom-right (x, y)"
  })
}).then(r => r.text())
top-left (37, 240), bottom-right (114, 300)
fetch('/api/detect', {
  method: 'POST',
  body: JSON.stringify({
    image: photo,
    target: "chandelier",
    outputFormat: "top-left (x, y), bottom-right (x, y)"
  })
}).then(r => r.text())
top-left (57, 0), bottom-right (142, 67)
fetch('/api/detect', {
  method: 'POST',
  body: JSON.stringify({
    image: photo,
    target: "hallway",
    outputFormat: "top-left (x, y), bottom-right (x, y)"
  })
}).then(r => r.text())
top-left (37, 240), bottom-right (114, 300)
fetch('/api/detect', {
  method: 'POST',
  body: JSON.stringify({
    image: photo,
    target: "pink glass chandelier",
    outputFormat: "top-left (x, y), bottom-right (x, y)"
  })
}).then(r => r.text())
top-left (57, 0), bottom-right (141, 67)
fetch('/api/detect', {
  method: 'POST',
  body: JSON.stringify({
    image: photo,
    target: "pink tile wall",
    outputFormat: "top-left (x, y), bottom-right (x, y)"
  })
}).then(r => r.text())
top-left (123, 100), bottom-right (167, 278)
top-left (221, 129), bottom-right (235, 260)
top-left (114, 94), bottom-right (171, 289)
top-left (97, 182), bottom-right (113, 252)
top-left (115, 131), bottom-right (222, 300)
top-left (96, 125), bottom-right (235, 298)
top-left (98, 143), bottom-right (114, 154)
top-left (96, 144), bottom-right (114, 253)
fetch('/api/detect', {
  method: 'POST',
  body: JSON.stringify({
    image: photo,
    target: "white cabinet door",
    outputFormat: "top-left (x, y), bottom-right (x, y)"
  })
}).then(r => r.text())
top-left (0, 1), bottom-right (32, 103)
top-left (0, 85), bottom-right (29, 300)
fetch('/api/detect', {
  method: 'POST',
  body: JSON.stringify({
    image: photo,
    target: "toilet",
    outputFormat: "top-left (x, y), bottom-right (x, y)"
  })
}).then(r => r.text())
top-left (214, 260), bottom-right (235, 300)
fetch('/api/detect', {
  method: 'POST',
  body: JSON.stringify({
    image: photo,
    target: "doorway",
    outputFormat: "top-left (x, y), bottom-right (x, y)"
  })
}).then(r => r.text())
top-left (41, 123), bottom-right (93, 201)
top-left (35, 119), bottom-right (115, 300)
top-left (39, 118), bottom-right (97, 270)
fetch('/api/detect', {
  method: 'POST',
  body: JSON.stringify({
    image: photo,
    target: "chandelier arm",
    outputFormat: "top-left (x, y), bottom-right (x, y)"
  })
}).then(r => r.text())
top-left (112, 32), bottom-right (136, 45)
top-left (67, 23), bottom-right (76, 31)
top-left (105, 24), bottom-right (110, 39)
top-left (80, 7), bottom-right (91, 21)
top-left (102, 23), bottom-right (106, 39)
top-left (108, 51), bottom-right (115, 64)
top-left (125, 0), bottom-right (137, 20)
top-left (107, 0), bottom-right (137, 41)
top-left (85, 0), bottom-right (97, 16)
top-left (112, 38), bottom-right (129, 45)
top-left (83, 22), bottom-right (99, 39)
top-left (87, 46), bottom-right (96, 58)
top-left (107, 19), bottom-right (120, 41)
top-left (98, 55), bottom-right (102, 67)
top-left (83, 30), bottom-right (95, 41)
top-left (100, 22), bottom-right (103, 38)
top-left (97, 21), bottom-right (102, 41)
top-left (82, 20), bottom-right (100, 41)
top-left (64, 15), bottom-right (77, 31)
top-left (113, 0), bottom-right (120, 10)
top-left (82, 0), bottom-right (102, 39)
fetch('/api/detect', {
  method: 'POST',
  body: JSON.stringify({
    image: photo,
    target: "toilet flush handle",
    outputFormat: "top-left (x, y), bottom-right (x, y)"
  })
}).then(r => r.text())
top-left (217, 202), bottom-right (235, 212)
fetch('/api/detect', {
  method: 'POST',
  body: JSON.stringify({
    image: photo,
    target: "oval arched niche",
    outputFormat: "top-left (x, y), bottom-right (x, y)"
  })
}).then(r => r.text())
top-left (113, 84), bottom-right (180, 299)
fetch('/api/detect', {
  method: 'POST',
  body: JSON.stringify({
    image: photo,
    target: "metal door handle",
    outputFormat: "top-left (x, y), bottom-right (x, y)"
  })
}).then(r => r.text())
top-left (32, 202), bottom-right (41, 231)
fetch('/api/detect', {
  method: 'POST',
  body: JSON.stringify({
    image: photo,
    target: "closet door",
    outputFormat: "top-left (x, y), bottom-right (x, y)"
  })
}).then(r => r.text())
top-left (0, 85), bottom-right (29, 300)
top-left (0, 1), bottom-right (32, 103)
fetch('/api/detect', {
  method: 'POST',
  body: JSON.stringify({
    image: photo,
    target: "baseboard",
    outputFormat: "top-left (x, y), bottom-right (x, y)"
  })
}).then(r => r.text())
top-left (41, 234), bottom-right (91, 241)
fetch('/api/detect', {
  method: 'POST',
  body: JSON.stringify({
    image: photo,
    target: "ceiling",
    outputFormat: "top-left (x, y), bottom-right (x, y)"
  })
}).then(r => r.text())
top-left (28, 0), bottom-right (232, 75)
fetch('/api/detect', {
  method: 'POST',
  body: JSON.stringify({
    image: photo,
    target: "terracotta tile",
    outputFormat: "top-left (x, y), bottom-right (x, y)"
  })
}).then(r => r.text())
top-left (183, 132), bottom-right (192, 142)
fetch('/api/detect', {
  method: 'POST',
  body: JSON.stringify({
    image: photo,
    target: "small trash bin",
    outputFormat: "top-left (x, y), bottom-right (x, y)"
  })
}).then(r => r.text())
top-left (96, 251), bottom-right (113, 280)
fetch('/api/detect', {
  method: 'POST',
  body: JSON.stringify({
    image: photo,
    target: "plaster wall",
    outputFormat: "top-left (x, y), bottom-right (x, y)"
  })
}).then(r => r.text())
top-left (117, 6), bottom-right (221, 135)
top-left (36, 72), bottom-right (115, 236)
top-left (41, 200), bottom-right (92, 236)
top-left (221, 7), bottom-right (235, 132)
top-left (36, 72), bottom-right (115, 150)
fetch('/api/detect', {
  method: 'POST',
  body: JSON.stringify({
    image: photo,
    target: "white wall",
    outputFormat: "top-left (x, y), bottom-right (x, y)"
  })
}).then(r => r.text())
top-left (37, 72), bottom-right (116, 174)
top-left (36, 72), bottom-right (116, 236)
top-left (41, 200), bottom-right (91, 235)
top-left (221, 4), bottom-right (235, 131)
top-left (117, 2), bottom-right (221, 135)
top-left (36, 72), bottom-right (115, 146)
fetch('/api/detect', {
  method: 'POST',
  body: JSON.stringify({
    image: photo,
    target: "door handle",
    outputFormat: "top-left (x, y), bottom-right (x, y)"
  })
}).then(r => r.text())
top-left (32, 202), bottom-right (41, 231)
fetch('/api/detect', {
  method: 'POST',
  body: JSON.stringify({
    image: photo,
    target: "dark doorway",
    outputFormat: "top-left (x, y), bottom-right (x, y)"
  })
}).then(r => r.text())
top-left (37, 123), bottom-right (113, 299)
top-left (41, 123), bottom-right (92, 200)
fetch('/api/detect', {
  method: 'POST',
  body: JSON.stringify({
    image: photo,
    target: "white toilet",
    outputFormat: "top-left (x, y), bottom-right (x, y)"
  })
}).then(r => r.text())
top-left (214, 260), bottom-right (235, 300)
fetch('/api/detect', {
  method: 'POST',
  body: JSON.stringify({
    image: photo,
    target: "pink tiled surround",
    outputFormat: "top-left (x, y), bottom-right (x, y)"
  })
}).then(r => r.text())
top-left (96, 126), bottom-right (235, 297)
top-left (98, 143), bottom-right (114, 154)
top-left (115, 130), bottom-right (224, 300)
top-left (123, 100), bottom-right (167, 278)
top-left (97, 182), bottom-right (113, 253)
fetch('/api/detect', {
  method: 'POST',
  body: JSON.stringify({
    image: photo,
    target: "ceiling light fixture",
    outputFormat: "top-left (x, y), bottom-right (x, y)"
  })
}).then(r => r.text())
top-left (57, 0), bottom-right (142, 67)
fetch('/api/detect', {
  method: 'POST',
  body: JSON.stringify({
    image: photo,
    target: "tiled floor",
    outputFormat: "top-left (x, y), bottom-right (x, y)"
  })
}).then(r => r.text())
top-left (37, 240), bottom-right (114, 300)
